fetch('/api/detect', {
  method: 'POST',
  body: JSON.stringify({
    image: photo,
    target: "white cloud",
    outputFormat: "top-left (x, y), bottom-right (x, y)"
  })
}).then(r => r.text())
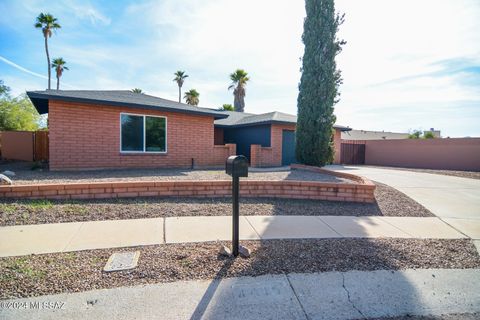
top-left (2, 0), bottom-right (479, 136)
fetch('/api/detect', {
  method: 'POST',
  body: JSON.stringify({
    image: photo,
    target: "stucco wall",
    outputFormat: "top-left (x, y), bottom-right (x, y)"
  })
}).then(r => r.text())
top-left (48, 100), bottom-right (234, 170)
top-left (333, 128), bottom-right (342, 164)
top-left (365, 138), bottom-right (480, 171)
top-left (0, 131), bottom-right (34, 161)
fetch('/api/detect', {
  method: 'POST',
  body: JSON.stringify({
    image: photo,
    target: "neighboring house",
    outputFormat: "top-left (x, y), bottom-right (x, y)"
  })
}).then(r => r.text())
top-left (27, 90), bottom-right (350, 170)
top-left (424, 128), bottom-right (441, 138)
top-left (341, 129), bottom-right (409, 140)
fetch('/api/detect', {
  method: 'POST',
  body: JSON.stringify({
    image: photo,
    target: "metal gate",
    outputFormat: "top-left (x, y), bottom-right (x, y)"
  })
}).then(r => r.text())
top-left (340, 140), bottom-right (365, 165)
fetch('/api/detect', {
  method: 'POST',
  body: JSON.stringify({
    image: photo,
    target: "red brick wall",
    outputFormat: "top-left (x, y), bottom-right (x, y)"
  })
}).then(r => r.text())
top-left (250, 145), bottom-right (274, 167)
top-left (48, 101), bottom-right (234, 170)
top-left (0, 179), bottom-right (375, 203)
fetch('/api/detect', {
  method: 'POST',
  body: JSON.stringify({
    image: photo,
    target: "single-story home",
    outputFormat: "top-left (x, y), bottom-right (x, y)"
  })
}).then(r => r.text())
top-left (27, 90), bottom-right (350, 170)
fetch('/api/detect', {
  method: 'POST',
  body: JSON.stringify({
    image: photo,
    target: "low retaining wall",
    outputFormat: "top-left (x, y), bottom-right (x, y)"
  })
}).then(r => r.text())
top-left (0, 178), bottom-right (375, 203)
top-left (250, 144), bottom-right (275, 167)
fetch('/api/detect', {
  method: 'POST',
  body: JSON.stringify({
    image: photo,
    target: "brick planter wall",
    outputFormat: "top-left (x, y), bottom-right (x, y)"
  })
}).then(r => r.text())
top-left (0, 178), bottom-right (375, 203)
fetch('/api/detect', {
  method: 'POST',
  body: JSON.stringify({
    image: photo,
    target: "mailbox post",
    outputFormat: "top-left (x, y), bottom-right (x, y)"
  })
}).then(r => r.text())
top-left (225, 155), bottom-right (248, 257)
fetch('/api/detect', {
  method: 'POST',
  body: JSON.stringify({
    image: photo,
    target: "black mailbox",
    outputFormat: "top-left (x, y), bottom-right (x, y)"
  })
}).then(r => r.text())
top-left (226, 155), bottom-right (249, 177)
top-left (225, 155), bottom-right (248, 257)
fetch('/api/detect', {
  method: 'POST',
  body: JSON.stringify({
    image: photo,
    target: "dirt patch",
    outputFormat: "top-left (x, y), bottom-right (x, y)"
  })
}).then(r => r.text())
top-left (1, 238), bottom-right (478, 299)
top-left (0, 182), bottom-right (433, 226)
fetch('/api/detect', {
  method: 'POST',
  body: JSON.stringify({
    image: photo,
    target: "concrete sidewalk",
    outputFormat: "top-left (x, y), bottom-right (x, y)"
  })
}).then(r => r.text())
top-left (0, 215), bottom-right (468, 257)
top-left (1, 268), bottom-right (479, 320)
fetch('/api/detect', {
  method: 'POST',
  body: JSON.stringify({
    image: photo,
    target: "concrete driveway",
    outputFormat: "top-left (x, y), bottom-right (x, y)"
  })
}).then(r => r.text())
top-left (327, 165), bottom-right (480, 239)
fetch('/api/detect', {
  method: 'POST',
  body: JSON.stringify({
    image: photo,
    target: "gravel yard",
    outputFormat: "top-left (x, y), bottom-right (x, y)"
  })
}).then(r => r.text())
top-left (0, 162), bottom-right (352, 185)
top-left (0, 182), bottom-right (433, 226)
top-left (1, 238), bottom-right (478, 299)
top-left (367, 165), bottom-right (480, 180)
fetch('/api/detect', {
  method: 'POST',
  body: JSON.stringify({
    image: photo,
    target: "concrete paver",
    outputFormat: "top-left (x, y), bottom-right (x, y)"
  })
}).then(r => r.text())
top-left (0, 215), bottom-right (470, 257)
top-left (379, 217), bottom-right (468, 239)
top-left (165, 216), bottom-right (259, 243)
top-left (65, 218), bottom-right (164, 252)
top-left (318, 216), bottom-right (412, 238)
top-left (327, 165), bottom-right (480, 222)
top-left (245, 215), bottom-right (341, 239)
top-left (2, 269), bottom-right (479, 320)
top-left (442, 218), bottom-right (480, 239)
top-left (342, 269), bottom-right (480, 319)
top-left (0, 222), bottom-right (82, 258)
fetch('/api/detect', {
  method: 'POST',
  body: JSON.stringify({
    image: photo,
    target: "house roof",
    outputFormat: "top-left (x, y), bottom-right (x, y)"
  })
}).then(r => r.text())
top-left (214, 110), bottom-right (351, 131)
top-left (26, 90), bottom-right (228, 119)
top-left (342, 129), bottom-right (409, 140)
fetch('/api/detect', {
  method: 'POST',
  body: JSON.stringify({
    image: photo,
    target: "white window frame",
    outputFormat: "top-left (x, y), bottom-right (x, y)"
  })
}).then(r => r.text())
top-left (120, 112), bottom-right (168, 154)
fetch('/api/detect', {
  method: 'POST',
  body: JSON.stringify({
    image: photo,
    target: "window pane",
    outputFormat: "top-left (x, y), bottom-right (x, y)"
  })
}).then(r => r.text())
top-left (121, 114), bottom-right (143, 151)
top-left (146, 116), bottom-right (166, 152)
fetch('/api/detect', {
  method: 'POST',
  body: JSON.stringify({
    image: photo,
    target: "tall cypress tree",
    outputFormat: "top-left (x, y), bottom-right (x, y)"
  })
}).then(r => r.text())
top-left (296, 0), bottom-right (345, 166)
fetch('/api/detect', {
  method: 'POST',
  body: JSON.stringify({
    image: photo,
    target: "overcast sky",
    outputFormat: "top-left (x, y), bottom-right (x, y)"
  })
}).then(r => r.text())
top-left (0, 0), bottom-right (479, 137)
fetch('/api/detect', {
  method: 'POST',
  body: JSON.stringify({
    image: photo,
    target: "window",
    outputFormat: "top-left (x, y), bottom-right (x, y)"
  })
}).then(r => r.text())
top-left (121, 113), bottom-right (167, 153)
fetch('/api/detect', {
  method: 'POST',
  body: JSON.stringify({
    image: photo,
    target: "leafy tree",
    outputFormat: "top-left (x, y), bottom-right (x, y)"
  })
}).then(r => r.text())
top-left (296, 0), bottom-right (345, 166)
top-left (184, 89), bottom-right (199, 106)
top-left (423, 131), bottom-right (435, 139)
top-left (51, 57), bottom-right (68, 90)
top-left (0, 94), bottom-right (40, 131)
top-left (35, 13), bottom-right (61, 90)
top-left (228, 69), bottom-right (249, 112)
top-left (131, 88), bottom-right (143, 93)
top-left (173, 71), bottom-right (188, 103)
top-left (0, 80), bottom-right (10, 98)
top-left (218, 104), bottom-right (234, 111)
top-left (408, 130), bottom-right (422, 139)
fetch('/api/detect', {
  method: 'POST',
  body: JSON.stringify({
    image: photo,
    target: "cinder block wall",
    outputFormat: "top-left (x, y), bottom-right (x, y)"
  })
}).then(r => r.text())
top-left (48, 101), bottom-right (234, 170)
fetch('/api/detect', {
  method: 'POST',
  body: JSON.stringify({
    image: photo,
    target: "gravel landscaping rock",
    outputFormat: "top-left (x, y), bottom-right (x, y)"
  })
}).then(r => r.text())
top-left (0, 182), bottom-right (433, 226)
top-left (0, 238), bottom-right (478, 299)
top-left (0, 162), bottom-right (352, 185)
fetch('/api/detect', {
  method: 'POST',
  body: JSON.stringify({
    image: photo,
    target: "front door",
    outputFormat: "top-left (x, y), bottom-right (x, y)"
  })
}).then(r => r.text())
top-left (281, 130), bottom-right (296, 166)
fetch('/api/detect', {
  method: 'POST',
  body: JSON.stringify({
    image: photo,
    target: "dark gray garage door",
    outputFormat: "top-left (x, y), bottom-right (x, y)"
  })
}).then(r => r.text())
top-left (282, 130), bottom-right (296, 166)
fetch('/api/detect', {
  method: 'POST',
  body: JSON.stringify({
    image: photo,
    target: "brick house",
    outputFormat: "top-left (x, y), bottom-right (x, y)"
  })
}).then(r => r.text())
top-left (27, 90), bottom-right (350, 170)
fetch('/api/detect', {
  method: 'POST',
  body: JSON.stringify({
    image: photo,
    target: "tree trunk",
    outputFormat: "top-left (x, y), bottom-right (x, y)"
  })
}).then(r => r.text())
top-left (44, 36), bottom-right (51, 90)
top-left (56, 74), bottom-right (59, 90)
top-left (178, 86), bottom-right (181, 103)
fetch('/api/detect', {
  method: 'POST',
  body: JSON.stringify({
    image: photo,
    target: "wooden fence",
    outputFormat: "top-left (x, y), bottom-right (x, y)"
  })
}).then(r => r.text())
top-left (340, 140), bottom-right (366, 165)
top-left (33, 131), bottom-right (49, 161)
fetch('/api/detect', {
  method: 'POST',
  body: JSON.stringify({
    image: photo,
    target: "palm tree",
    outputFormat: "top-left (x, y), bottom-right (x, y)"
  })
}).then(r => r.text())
top-left (173, 71), bottom-right (188, 103)
top-left (228, 69), bottom-right (249, 112)
top-left (131, 88), bottom-right (143, 93)
top-left (184, 89), bottom-right (199, 106)
top-left (35, 13), bottom-right (61, 90)
top-left (51, 58), bottom-right (68, 90)
top-left (218, 104), bottom-right (234, 111)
